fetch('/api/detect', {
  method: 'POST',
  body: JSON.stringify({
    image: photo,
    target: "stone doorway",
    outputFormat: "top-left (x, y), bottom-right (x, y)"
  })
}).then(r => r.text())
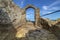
top-left (23, 5), bottom-right (40, 26)
top-left (26, 8), bottom-right (35, 24)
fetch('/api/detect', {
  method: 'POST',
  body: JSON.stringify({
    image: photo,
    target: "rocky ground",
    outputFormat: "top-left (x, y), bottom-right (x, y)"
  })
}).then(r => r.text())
top-left (0, 21), bottom-right (60, 40)
top-left (19, 29), bottom-right (58, 40)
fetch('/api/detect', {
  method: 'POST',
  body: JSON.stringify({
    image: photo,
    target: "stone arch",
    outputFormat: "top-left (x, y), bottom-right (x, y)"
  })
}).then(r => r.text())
top-left (26, 8), bottom-right (35, 21)
top-left (25, 5), bottom-right (36, 22)
top-left (22, 4), bottom-right (40, 26)
top-left (24, 4), bottom-right (37, 10)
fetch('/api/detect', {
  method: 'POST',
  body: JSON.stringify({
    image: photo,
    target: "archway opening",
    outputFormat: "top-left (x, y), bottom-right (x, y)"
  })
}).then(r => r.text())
top-left (26, 8), bottom-right (35, 22)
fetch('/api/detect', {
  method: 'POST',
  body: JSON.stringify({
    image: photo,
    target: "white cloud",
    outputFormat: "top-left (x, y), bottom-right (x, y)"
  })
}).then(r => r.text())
top-left (21, 1), bottom-right (24, 4)
top-left (42, 0), bottom-right (60, 11)
top-left (49, 7), bottom-right (60, 10)
top-left (48, 0), bottom-right (60, 8)
top-left (42, 6), bottom-right (48, 10)
top-left (20, 0), bottom-right (25, 6)
top-left (41, 10), bottom-right (54, 14)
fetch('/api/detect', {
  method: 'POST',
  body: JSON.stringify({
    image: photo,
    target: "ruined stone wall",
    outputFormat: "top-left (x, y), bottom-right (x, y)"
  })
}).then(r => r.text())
top-left (0, 0), bottom-right (23, 26)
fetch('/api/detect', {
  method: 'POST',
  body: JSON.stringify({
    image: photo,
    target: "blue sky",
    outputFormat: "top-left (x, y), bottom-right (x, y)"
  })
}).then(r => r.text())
top-left (26, 8), bottom-right (35, 21)
top-left (13, 0), bottom-right (60, 21)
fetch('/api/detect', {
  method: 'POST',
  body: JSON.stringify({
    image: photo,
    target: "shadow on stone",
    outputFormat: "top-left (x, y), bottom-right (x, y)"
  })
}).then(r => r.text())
top-left (38, 18), bottom-right (50, 30)
top-left (0, 8), bottom-right (17, 40)
top-left (49, 22), bottom-right (60, 40)
top-left (15, 29), bottom-right (58, 40)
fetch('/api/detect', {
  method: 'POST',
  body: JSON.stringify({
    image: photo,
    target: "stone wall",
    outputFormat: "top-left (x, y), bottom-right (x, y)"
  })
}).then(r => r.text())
top-left (0, 0), bottom-right (23, 26)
